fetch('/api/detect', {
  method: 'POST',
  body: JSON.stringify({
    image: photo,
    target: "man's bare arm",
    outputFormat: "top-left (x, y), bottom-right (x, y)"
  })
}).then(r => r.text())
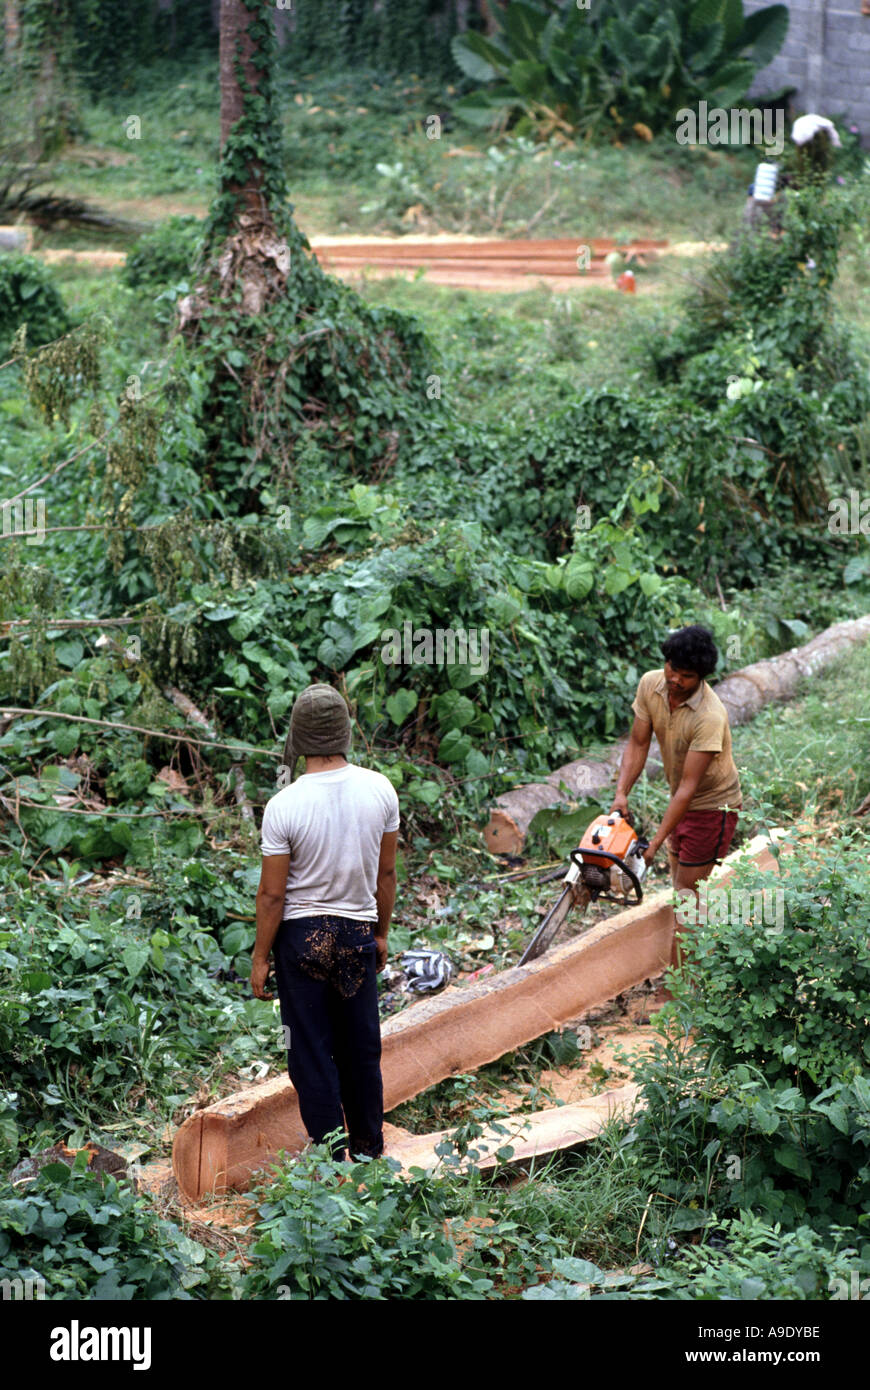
top-left (644, 751), bottom-right (716, 860)
top-left (251, 853), bottom-right (290, 999)
top-left (374, 830), bottom-right (398, 973)
top-left (611, 714), bottom-right (653, 814)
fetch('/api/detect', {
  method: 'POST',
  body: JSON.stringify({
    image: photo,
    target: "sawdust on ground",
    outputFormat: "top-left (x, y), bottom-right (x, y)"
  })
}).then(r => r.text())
top-left (495, 982), bottom-right (665, 1113)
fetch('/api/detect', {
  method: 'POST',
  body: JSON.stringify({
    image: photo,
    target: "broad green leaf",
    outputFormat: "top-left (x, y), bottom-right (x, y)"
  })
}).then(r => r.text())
top-left (552, 1256), bottom-right (606, 1284)
top-left (53, 640), bottom-right (84, 668)
top-left (434, 691), bottom-right (476, 731)
top-left (773, 1144), bottom-right (812, 1179)
top-left (639, 572), bottom-right (662, 596)
top-left (121, 943), bottom-right (150, 979)
top-left (385, 688), bottom-right (418, 726)
top-left (438, 729), bottom-right (472, 764)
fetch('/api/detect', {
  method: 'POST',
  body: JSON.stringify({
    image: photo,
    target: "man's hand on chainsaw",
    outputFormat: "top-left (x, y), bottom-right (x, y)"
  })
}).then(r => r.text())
top-left (642, 842), bottom-right (658, 866)
top-left (610, 791), bottom-right (629, 818)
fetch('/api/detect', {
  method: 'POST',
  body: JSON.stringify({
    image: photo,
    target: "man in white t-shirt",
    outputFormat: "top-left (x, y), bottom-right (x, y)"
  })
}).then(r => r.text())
top-left (251, 683), bottom-right (399, 1160)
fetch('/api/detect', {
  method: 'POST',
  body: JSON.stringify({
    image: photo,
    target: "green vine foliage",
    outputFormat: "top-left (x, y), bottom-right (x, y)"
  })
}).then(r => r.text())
top-left (287, 0), bottom-right (465, 80)
top-left (13, 0), bottom-right (86, 155)
top-left (0, 256), bottom-right (70, 355)
top-left (648, 176), bottom-right (870, 525)
top-left (16, 317), bottom-right (106, 426)
top-left (203, 0), bottom-right (291, 250)
top-left (0, 555), bottom-right (63, 703)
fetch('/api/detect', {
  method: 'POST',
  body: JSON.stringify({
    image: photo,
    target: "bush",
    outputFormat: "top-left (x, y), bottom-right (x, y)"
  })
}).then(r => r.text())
top-left (122, 215), bottom-right (204, 291)
top-left (0, 1156), bottom-right (229, 1299)
top-left (452, 0), bottom-right (789, 141)
top-left (648, 178), bottom-right (870, 525)
top-left (0, 255), bottom-right (69, 352)
top-left (0, 874), bottom-right (277, 1140)
top-left (618, 843), bottom-right (870, 1235)
top-left (621, 1032), bottom-right (870, 1236)
top-left (240, 1139), bottom-right (550, 1300)
top-left (598, 1213), bottom-right (870, 1300)
top-left (680, 833), bottom-right (870, 1091)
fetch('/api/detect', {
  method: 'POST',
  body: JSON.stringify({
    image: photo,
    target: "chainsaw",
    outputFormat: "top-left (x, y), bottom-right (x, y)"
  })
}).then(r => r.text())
top-left (519, 811), bottom-right (649, 966)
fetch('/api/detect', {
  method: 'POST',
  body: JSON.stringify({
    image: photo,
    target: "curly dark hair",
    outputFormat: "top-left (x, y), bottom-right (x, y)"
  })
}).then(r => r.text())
top-left (660, 625), bottom-right (719, 679)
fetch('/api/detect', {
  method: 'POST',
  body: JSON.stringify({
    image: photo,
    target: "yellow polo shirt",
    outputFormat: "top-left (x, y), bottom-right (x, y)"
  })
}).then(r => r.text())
top-left (632, 669), bottom-right (742, 812)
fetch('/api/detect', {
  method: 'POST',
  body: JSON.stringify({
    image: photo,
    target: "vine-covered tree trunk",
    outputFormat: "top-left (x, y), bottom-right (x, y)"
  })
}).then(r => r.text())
top-left (18, 0), bottom-right (79, 158)
top-left (215, 0), bottom-right (290, 311)
top-left (4, 0), bottom-right (20, 59)
top-left (178, 0), bottom-right (430, 501)
top-left (219, 0), bottom-right (257, 165)
top-left (180, 0), bottom-right (289, 326)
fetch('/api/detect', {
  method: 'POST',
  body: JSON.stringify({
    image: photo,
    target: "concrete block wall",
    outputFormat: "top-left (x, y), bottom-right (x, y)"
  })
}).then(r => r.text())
top-left (744, 0), bottom-right (870, 141)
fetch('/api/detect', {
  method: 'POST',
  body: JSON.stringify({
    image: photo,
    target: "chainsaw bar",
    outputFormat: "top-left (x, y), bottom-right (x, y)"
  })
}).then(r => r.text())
top-left (519, 882), bottom-right (591, 966)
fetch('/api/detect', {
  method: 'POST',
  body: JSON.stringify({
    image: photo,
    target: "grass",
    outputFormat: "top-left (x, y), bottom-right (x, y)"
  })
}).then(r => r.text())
top-left (354, 274), bottom-right (678, 422)
top-left (731, 638), bottom-right (870, 824)
top-left (500, 1127), bottom-right (651, 1269)
top-left (34, 59), bottom-right (755, 245)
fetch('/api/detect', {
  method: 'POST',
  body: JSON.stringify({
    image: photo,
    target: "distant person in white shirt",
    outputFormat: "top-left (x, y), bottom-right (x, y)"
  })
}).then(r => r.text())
top-left (251, 684), bottom-right (399, 1160)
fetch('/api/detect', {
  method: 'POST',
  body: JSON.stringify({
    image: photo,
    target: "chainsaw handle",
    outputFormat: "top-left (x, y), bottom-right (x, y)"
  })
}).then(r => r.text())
top-left (569, 847), bottom-right (645, 904)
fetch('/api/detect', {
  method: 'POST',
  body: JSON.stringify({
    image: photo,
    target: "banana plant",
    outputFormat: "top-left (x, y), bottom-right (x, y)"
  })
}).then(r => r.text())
top-left (451, 1), bottom-right (604, 138)
top-left (451, 0), bottom-right (789, 140)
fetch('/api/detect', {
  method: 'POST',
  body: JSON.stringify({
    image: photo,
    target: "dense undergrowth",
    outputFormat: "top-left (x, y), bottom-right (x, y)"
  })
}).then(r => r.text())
top-left (2, 30), bottom-right (870, 1298)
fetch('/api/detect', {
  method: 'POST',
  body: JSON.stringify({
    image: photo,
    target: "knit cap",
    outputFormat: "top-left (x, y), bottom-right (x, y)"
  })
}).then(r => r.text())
top-left (283, 683), bottom-right (351, 782)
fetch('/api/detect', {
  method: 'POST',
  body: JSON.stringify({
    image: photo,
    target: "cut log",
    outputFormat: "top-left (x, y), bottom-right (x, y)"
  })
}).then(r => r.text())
top-left (172, 832), bottom-right (781, 1200)
top-left (713, 616), bottom-right (870, 724)
top-left (485, 740), bottom-right (664, 857)
top-left (484, 614), bottom-right (870, 855)
top-left (383, 1084), bottom-right (641, 1174)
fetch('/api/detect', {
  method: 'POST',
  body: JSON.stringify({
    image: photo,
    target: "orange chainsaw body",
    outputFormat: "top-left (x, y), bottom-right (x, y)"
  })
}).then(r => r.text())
top-left (579, 812), bottom-right (639, 868)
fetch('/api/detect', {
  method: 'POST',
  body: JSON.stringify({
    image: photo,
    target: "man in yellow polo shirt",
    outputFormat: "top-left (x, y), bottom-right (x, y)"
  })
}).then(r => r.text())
top-left (611, 625), bottom-right (741, 992)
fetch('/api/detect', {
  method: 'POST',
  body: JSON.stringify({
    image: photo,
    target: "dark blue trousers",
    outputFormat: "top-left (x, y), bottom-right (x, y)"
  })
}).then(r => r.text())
top-left (273, 914), bottom-right (384, 1160)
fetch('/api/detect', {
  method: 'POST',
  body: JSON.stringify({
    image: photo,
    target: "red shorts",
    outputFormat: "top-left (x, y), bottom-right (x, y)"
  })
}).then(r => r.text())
top-left (667, 809), bottom-right (738, 867)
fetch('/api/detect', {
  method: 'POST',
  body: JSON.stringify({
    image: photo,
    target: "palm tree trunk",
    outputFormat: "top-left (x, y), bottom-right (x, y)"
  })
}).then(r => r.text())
top-left (183, 0), bottom-right (289, 317)
top-left (4, 0), bottom-right (20, 59)
top-left (219, 0), bottom-right (258, 173)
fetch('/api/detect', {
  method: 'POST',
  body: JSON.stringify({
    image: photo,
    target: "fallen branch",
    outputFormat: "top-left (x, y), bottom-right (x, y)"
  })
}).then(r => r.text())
top-left (14, 190), bottom-right (148, 234)
top-left (0, 793), bottom-right (214, 819)
top-left (0, 524), bottom-right (105, 542)
top-left (0, 617), bottom-right (135, 630)
top-left (6, 379), bottom-right (167, 505)
top-left (2, 436), bottom-right (102, 505)
top-left (0, 706), bottom-right (271, 757)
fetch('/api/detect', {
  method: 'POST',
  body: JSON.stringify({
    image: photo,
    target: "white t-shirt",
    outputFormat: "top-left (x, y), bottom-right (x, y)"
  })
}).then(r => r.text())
top-left (260, 763), bottom-right (400, 921)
